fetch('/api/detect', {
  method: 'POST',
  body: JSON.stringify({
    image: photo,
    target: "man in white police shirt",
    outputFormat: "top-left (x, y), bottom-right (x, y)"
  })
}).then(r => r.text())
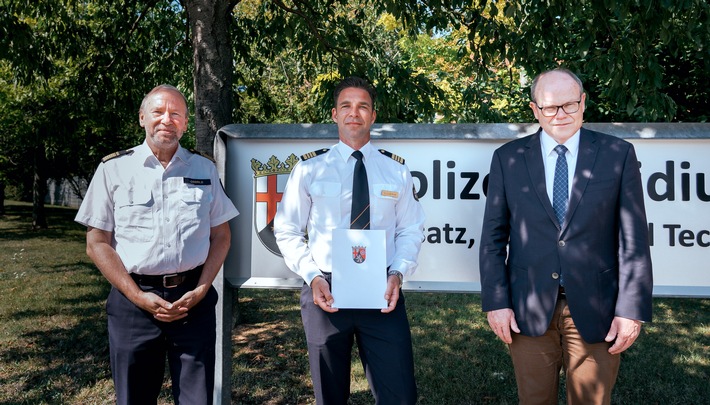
top-left (75, 84), bottom-right (238, 404)
top-left (275, 76), bottom-right (426, 405)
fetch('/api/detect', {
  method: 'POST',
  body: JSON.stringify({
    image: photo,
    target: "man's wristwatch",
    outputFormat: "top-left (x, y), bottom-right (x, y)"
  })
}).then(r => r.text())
top-left (387, 269), bottom-right (404, 288)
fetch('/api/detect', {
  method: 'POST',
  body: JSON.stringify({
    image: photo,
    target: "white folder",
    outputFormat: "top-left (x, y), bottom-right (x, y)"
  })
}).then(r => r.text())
top-left (331, 229), bottom-right (387, 309)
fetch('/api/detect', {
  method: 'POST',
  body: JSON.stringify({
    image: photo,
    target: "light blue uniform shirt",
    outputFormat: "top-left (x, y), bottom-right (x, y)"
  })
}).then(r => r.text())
top-left (75, 141), bottom-right (238, 275)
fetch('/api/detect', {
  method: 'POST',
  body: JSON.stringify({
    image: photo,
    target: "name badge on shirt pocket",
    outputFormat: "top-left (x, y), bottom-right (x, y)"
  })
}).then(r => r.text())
top-left (374, 184), bottom-right (399, 200)
top-left (184, 177), bottom-right (211, 186)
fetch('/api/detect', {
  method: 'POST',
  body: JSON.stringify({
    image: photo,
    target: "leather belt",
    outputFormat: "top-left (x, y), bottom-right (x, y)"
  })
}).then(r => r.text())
top-left (131, 265), bottom-right (203, 289)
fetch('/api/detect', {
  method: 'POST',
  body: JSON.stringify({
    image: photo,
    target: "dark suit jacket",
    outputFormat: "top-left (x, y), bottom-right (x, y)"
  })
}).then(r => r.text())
top-left (479, 127), bottom-right (653, 344)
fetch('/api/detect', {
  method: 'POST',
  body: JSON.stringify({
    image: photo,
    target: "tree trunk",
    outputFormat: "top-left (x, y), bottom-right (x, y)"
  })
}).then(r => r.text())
top-left (30, 125), bottom-right (50, 229)
top-left (0, 180), bottom-right (5, 215)
top-left (32, 159), bottom-right (48, 229)
top-left (186, 0), bottom-right (237, 156)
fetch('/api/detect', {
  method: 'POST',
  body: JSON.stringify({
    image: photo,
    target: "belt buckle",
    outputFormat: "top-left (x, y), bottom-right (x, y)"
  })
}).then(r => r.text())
top-left (163, 273), bottom-right (181, 288)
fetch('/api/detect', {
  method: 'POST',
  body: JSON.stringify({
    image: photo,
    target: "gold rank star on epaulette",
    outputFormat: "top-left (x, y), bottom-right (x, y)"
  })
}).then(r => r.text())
top-left (378, 149), bottom-right (405, 164)
top-left (301, 148), bottom-right (329, 161)
top-left (101, 149), bottom-right (134, 163)
top-left (190, 149), bottom-right (216, 163)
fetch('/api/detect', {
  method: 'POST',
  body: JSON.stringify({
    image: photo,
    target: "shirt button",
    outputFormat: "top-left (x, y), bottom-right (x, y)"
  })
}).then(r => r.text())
top-left (558, 240), bottom-right (566, 247)
top-left (166, 218), bottom-right (170, 222)
top-left (552, 272), bottom-right (560, 280)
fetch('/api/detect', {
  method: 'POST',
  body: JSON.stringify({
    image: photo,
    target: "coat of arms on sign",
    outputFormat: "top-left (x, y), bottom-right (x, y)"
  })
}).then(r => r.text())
top-left (251, 153), bottom-right (300, 256)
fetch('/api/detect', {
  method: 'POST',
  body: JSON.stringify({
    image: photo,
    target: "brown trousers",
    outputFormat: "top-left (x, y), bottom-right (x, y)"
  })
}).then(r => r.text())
top-left (508, 296), bottom-right (621, 405)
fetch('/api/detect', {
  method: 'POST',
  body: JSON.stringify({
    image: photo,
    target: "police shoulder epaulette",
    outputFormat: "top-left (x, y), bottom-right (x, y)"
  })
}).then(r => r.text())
top-left (190, 149), bottom-right (216, 163)
top-left (101, 149), bottom-right (134, 163)
top-left (301, 148), bottom-right (329, 161)
top-left (378, 149), bottom-right (405, 164)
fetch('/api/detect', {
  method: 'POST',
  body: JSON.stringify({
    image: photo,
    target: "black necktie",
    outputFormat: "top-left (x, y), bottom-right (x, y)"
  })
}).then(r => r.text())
top-left (350, 150), bottom-right (370, 229)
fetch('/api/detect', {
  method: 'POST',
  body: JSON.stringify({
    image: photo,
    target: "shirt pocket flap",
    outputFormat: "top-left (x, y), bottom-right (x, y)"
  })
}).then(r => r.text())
top-left (115, 187), bottom-right (152, 207)
top-left (181, 185), bottom-right (207, 204)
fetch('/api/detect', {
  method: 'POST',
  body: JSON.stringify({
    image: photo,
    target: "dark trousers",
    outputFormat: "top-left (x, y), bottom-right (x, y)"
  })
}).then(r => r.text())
top-left (300, 283), bottom-right (417, 405)
top-left (107, 274), bottom-right (218, 405)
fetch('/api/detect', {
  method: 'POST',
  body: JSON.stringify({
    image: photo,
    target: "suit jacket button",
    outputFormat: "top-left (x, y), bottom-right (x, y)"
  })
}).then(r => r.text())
top-left (558, 240), bottom-right (566, 247)
top-left (552, 272), bottom-right (560, 279)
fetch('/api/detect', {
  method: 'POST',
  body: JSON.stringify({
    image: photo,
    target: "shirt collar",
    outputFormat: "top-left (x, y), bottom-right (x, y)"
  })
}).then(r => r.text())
top-left (540, 129), bottom-right (580, 158)
top-left (136, 140), bottom-right (189, 166)
top-left (174, 145), bottom-right (191, 164)
top-left (136, 141), bottom-right (156, 165)
top-left (334, 140), bottom-right (374, 163)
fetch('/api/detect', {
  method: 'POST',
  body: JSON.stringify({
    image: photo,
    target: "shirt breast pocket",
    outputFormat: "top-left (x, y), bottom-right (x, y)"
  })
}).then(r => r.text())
top-left (373, 183), bottom-right (399, 224)
top-left (310, 181), bottom-right (341, 227)
top-left (180, 183), bottom-right (213, 217)
top-left (114, 187), bottom-right (155, 242)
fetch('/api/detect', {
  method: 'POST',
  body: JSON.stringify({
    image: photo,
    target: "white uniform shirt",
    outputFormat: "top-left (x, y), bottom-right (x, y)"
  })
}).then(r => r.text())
top-left (75, 141), bottom-right (239, 275)
top-left (540, 129), bottom-right (580, 204)
top-left (274, 141), bottom-right (426, 286)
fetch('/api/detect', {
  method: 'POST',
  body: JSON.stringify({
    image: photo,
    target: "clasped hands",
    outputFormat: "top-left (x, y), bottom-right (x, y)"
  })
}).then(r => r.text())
top-left (134, 285), bottom-right (208, 322)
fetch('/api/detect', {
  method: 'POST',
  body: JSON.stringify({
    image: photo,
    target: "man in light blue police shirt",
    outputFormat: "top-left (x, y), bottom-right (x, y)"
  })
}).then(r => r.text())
top-left (75, 84), bottom-right (238, 405)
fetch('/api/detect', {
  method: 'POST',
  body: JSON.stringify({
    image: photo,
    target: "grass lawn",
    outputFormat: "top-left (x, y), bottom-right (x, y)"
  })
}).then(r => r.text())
top-left (1, 201), bottom-right (709, 404)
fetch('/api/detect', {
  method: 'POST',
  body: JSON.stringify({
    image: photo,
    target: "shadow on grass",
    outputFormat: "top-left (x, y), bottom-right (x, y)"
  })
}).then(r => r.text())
top-left (0, 265), bottom-right (113, 404)
top-left (232, 290), bottom-right (710, 405)
top-left (616, 298), bottom-right (710, 404)
top-left (407, 293), bottom-right (518, 405)
top-left (231, 290), bottom-right (518, 405)
top-left (232, 289), bottom-right (313, 405)
top-left (0, 202), bottom-right (86, 243)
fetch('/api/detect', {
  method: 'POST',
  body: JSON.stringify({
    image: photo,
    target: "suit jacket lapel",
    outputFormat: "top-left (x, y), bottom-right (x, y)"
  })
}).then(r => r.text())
top-left (524, 130), bottom-right (560, 228)
top-left (562, 127), bottom-right (598, 233)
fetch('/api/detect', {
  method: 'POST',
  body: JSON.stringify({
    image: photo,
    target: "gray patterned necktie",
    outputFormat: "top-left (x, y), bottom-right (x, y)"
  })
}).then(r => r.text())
top-left (552, 145), bottom-right (569, 226)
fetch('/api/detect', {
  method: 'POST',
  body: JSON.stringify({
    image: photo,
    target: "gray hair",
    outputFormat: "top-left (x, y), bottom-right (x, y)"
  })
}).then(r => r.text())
top-left (530, 68), bottom-right (585, 103)
top-left (139, 84), bottom-right (189, 115)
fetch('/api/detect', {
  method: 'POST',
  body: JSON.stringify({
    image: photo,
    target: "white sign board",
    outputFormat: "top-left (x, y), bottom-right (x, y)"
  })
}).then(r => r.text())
top-left (216, 123), bottom-right (710, 297)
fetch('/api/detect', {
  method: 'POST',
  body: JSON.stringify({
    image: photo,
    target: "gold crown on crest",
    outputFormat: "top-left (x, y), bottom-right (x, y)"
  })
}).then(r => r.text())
top-left (251, 154), bottom-right (299, 178)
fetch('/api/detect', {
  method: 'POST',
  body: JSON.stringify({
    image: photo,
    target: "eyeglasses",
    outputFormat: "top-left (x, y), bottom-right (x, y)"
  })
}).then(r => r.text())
top-left (535, 100), bottom-right (582, 117)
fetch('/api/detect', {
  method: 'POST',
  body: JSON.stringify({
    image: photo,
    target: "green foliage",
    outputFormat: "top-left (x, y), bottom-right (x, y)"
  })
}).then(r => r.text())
top-left (0, 0), bottom-right (194, 201)
top-left (229, 0), bottom-right (709, 124)
top-left (475, 0), bottom-right (710, 122)
top-left (231, 0), bottom-right (454, 123)
top-left (1, 0), bottom-right (708, 206)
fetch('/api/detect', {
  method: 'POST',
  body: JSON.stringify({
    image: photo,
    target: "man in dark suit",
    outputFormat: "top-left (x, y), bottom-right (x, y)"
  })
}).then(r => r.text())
top-left (479, 68), bottom-right (653, 405)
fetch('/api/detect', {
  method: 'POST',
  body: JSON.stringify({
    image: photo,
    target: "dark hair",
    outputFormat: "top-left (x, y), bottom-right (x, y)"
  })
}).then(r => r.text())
top-left (333, 77), bottom-right (377, 108)
top-left (530, 68), bottom-right (585, 103)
